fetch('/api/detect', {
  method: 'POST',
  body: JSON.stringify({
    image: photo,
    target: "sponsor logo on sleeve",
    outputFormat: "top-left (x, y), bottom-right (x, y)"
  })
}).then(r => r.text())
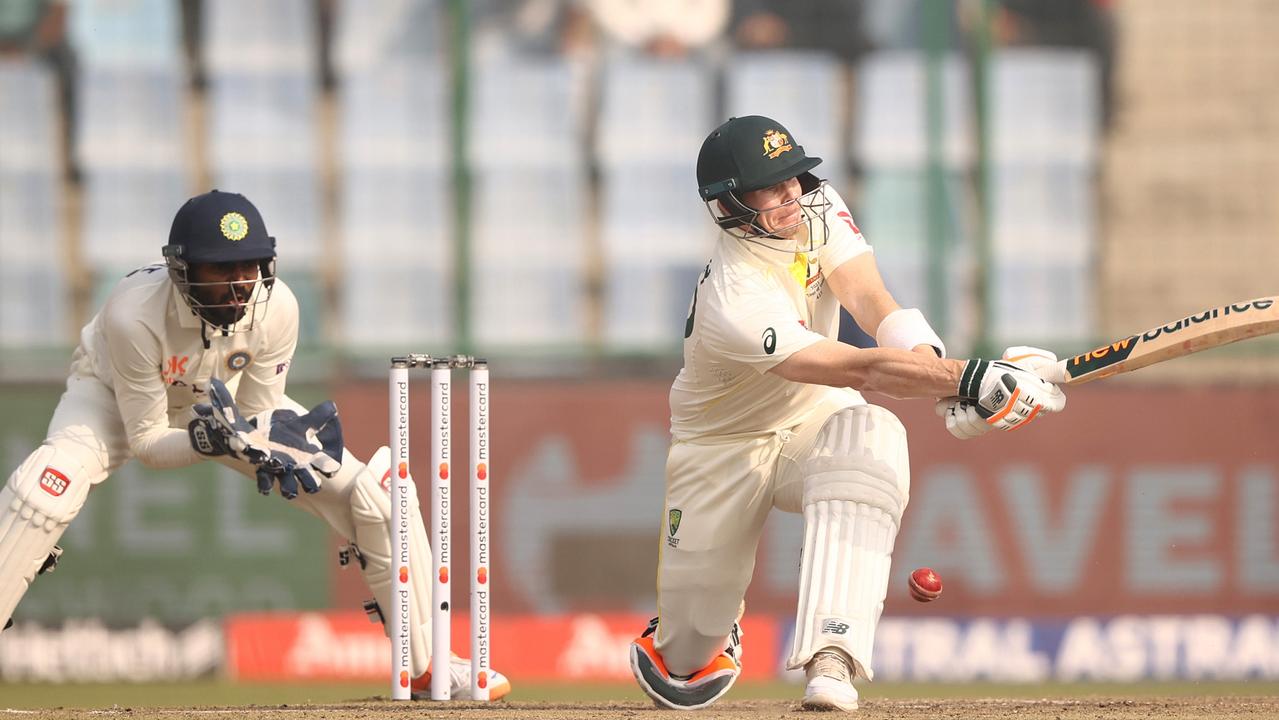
top-left (275, 359), bottom-right (292, 375)
top-left (762, 327), bottom-right (777, 355)
top-left (162, 355), bottom-right (190, 383)
top-left (40, 467), bottom-right (69, 497)
top-left (836, 210), bottom-right (860, 235)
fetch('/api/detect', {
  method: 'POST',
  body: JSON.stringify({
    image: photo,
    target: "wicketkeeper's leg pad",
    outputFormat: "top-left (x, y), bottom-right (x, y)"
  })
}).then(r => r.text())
top-left (787, 405), bottom-right (910, 679)
top-left (347, 446), bottom-right (434, 678)
top-left (0, 444), bottom-right (94, 627)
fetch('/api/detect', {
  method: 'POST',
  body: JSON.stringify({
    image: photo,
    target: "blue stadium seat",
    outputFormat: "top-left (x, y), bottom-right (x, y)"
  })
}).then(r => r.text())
top-left (338, 167), bottom-right (454, 347)
top-left (468, 57), bottom-right (585, 171)
top-left (0, 62), bottom-right (68, 347)
top-left (991, 49), bottom-right (1100, 166)
top-left (0, 172), bottom-right (68, 347)
top-left (725, 51), bottom-right (846, 165)
top-left (207, 72), bottom-right (318, 170)
top-left (82, 168), bottom-right (188, 272)
top-left (470, 167), bottom-right (587, 349)
top-left (989, 165), bottom-right (1095, 343)
top-left (596, 57), bottom-right (713, 167)
top-left (0, 61), bottom-right (59, 175)
top-left (853, 51), bottom-right (973, 170)
top-left (339, 61), bottom-right (449, 171)
top-left (203, 0), bottom-right (315, 74)
top-left (600, 165), bottom-right (715, 350)
top-left (77, 67), bottom-right (186, 169)
top-left (69, 0), bottom-right (181, 70)
top-left (332, 0), bottom-right (443, 76)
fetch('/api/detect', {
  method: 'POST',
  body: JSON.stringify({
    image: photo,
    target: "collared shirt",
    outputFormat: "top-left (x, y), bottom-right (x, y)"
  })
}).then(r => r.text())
top-left (670, 185), bottom-right (870, 441)
top-left (69, 264), bottom-right (298, 468)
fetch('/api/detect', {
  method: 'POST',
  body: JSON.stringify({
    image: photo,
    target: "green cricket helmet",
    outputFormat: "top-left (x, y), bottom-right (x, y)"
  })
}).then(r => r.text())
top-left (696, 115), bottom-right (830, 244)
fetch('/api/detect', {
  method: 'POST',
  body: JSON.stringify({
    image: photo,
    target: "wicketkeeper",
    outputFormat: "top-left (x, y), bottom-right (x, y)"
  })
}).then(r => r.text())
top-left (628, 116), bottom-right (1066, 711)
top-left (0, 190), bottom-right (509, 700)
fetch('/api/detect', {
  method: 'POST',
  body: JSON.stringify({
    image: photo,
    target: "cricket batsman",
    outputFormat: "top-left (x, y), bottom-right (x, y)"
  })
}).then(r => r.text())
top-left (628, 116), bottom-right (1066, 710)
top-left (0, 190), bottom-right (509, 700)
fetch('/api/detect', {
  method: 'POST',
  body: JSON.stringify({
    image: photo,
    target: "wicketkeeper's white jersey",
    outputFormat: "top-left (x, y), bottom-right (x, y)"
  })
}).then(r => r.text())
top-left (670, 186), bottom-right (870, 441)
top-left (67, 264), bottom-right (299, 468)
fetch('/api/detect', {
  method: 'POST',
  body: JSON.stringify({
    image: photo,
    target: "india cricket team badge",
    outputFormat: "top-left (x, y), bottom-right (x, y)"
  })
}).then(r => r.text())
top-left (227, 350), bottom-right (252, 371)
top-left (762, 129), bottom-right (792, 159)
top-left (220, 212), bottom-right (249, 241)
top-left (667, 508), bottom-right (682, 548)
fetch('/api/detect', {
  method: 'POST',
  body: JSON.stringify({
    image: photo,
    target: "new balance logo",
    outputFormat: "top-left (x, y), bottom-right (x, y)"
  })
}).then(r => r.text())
top-left (821, 620), bottom-right (850, 635)
top-left (40, 467), bottom-right (69, 497)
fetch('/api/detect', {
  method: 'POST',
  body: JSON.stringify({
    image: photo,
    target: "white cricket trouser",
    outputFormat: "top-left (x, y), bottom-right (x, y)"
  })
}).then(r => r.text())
top-left (653, 393), bottom-right (863, 677)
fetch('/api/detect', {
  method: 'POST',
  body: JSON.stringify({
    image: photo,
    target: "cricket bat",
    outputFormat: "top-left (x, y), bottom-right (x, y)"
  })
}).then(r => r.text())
top-left (1047, 296), bottom-right (1279, 385)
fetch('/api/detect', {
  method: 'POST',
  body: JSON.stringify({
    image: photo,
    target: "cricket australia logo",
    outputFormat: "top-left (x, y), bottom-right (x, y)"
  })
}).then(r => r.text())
top-left (762, 129), bottom-right (793, 159)
top-left (666, 509), bottom-right (682, 548)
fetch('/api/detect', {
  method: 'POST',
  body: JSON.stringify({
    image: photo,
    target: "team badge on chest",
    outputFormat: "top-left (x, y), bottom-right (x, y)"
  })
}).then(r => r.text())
top-left (227, 350), bottom-right (252, 371)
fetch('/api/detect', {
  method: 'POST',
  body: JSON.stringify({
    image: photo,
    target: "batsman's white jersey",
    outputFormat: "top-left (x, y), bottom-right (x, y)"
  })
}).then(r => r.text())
top-left (671, 185), bottom-right (870, 441)
top-left (654, 185), bottom-right (909, 680)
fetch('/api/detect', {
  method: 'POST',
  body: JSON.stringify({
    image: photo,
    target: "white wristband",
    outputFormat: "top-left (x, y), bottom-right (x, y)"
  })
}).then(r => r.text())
top-left (876, 308), bottom-right (946, 358)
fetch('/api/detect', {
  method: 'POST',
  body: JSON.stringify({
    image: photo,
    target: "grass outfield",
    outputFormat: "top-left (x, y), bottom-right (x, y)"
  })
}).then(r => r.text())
top-left (3, 680), bottom-right (1278, 709)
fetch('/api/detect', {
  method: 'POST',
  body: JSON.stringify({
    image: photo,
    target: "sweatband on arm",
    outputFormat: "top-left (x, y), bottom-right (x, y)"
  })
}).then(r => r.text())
top-left (875, 308), bottom-right (946, 358)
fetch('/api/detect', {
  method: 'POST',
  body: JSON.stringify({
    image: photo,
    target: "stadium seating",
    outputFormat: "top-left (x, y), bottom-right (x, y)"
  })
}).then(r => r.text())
top-left (468, 58), bottom-right (589, 350)
top-left (68, 0), bottom-right (181, 70)
top-left (0, 62), bottom-right (68, 348)
top-left (337, 61), bottom-right (453, 348)
top-left (597, 57), bottom-right (713, 349)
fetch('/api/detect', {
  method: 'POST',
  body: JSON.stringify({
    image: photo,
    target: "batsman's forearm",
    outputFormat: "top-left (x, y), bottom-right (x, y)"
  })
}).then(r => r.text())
top-left (851, 348), bottom-right (965, 399)
top-left (772, 340), bottom-right (963, 398)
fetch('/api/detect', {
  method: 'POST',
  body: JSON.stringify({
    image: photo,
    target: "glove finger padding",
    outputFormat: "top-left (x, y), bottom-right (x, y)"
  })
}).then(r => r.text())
top-left (293, 466), bottom-right (321, 495)
top-left (1002, 345), bottom-right (1065, 383)
top-left (935, 398), bottom-right (990, 440)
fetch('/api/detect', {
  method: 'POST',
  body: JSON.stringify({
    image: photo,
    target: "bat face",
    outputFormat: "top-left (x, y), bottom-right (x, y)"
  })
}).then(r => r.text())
top-left (1059, 297), bottom-right (1279, 384)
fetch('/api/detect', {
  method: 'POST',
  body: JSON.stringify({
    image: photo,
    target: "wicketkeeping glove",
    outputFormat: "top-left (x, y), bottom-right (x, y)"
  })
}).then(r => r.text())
top-left (188, 378), bottom-right (345, 499)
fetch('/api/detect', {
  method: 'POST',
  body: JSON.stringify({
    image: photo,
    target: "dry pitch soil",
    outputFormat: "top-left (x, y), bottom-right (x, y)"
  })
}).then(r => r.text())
top-left (11, 697), bottom-right (1279, 720)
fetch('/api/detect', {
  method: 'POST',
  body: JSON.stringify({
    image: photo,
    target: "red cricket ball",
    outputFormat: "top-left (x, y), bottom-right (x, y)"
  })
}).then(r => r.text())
top-left (909, 567), bottom-right (943, 602)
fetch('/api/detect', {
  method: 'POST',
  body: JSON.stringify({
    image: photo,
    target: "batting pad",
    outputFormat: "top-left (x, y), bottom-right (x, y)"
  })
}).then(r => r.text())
top-left (787, 406), bottom-right (909, 678)
top-left (0, 445), bottom-right (90, 627)
top-left (350, 446), bottom-right (434, 677)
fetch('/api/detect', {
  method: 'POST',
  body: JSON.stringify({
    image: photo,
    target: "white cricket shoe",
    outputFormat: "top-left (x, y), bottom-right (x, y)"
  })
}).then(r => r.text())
top-left (412, 654), bottom-right (511, 701)
top-left (802, 650), bottom-right (859, 711)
